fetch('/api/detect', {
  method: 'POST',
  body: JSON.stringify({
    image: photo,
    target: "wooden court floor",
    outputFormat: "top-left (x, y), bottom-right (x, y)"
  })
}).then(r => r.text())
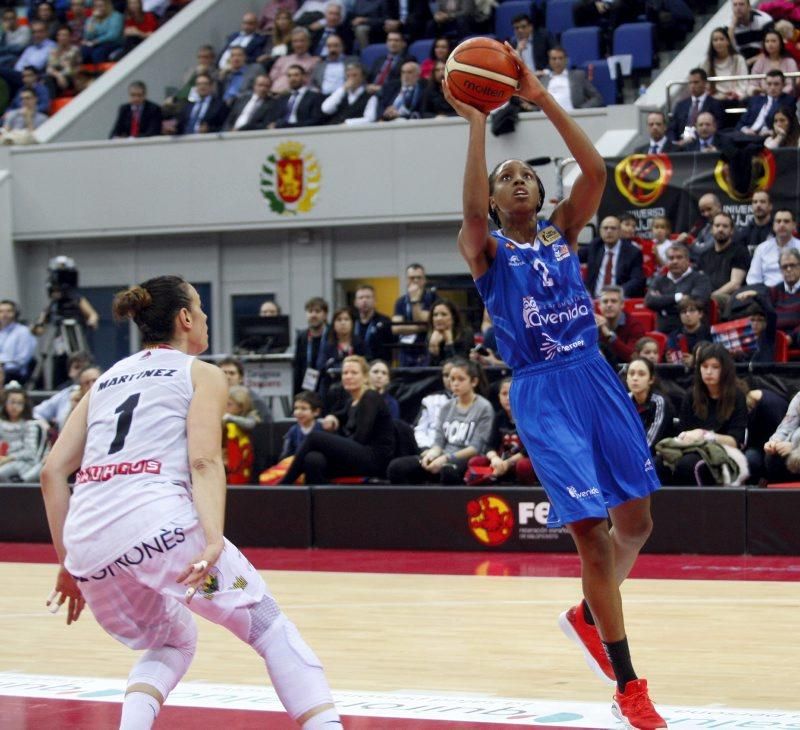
top-left (3, 560), bottom-right (799, 715)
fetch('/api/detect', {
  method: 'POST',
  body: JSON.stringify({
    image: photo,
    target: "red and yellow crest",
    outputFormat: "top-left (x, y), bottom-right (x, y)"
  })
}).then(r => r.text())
top-left (467, 494), bottom-right (514, 547)
top-left (614, 153), bottom-right (673, 207)
top-left (260, 141), bottom-right (321, 215)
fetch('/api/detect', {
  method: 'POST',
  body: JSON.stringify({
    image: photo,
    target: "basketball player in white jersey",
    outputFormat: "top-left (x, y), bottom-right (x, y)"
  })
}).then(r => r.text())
top-left (41, 276), bottom-right (342, 730)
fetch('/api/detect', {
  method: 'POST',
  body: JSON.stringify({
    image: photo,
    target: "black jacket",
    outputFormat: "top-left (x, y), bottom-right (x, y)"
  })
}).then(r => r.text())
top-left (583, 238), bottom-right (646, 298)
top-left (668, 95), bottom-right (724, 142)
top-left (109, 100), bottom-right (162, 138)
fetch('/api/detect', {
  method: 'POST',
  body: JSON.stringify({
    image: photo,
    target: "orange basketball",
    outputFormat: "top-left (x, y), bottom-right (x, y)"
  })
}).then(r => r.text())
top-left (445, 37), bottom-right (520, 114)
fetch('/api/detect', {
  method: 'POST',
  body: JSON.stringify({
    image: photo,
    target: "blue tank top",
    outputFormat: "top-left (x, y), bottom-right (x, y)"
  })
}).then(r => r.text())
top-left (473, 222), bottom-right (598, 371)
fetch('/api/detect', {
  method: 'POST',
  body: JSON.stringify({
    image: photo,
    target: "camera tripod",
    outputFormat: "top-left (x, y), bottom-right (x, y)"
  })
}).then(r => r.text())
top-left (31, 317), bottom-right (89, 390)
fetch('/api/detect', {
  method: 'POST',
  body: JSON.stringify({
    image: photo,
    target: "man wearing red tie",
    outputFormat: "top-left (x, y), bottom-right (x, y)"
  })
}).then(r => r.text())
top-left (109, 81), bottom-right (162, 139)
top-left (580, 216), bottom-right (646, 299)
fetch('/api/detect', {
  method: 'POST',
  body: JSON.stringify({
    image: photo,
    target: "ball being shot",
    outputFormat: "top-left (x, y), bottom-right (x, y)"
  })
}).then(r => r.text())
top-left (444, 37), bottom-right (520, 113)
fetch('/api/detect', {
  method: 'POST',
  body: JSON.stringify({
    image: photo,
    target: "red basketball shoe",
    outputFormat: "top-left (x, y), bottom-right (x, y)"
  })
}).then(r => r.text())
top-left (558, 605), bottom-right (616, 685)
top-left (612, 679), bottom-right (668, 729)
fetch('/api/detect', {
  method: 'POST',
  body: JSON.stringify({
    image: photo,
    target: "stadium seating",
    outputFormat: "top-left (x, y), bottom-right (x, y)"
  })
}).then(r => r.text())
top-left (612, 21), bottom-right (655, 73)
top-left (494, 1), bottom-right (531, 42)
top-left (561, 27), bottom-right (600, 69)
top-left (408, 38), bottom-right (434, 62)
top-left (360, 43), bottom-right (387, 70)
top-left (545, 0), bottom-right (576, 37)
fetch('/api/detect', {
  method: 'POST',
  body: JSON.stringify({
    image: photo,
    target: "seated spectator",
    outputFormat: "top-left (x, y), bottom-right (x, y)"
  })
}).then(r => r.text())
top-left (367, 30), bottom-right (409, 93)
top-left (626, 356), bottom-right (674, 452)
top-left (32, 350), bottom-right (90, 430)
top-left (383, 0), bottom-right (431, 41)
top-left (392, 262), bottom-right (435, 366)
top-left (310, 33), bottom-right (357, 97)
top-left (368, 358), bottom-right (400, 420)
top-left (259, 0), bottom-right (298, 35)
top-left (218, 11), bottom-right (266, 69)
top-left (6, 66), bottom-right (51, 114)
top-left (218, 46), bottom-right (260, 105)
top-left (702, 26), bottom-right (748, 102)
top-left (413, 359), bottom-right (453, 450)
top-left (45, 25), bottom-right (80, 96)
top-left (175, 72), bottom-right (227, 134)
top-left (388, 358), bottom-right (493, 485)
top-left (0, 385), bottom-right (48, 482)
top-left (699, 212), bottom-right (750, 311)
top-left (0, 300), bottom-right (37, 384)
top-left (730, 0), bottom-right (774, 63)
top-left (741, 381), bottom-right (788, 483)
top-left (120, 0), bottom-right (158, 57)
top-left (109, 80), bottom-right (162, 138)
top-left (223, 385), bottom-right (255, 484)
top-left (632, 335), bottom-right (661, 364)
top-left (676, 192), bottom-right (721, 259)
top-left (509, 13), bottom-right (554, 75)
top-left (466, 376), bottom-right (537, 485)
top-left (162, 44), bottom-right (218, 119)
top-left (267, 64), bottom-right (323, 127)
top-left (469, 312), bottom-right (506, 367)
top-left (746, 208), bottom-right (800, 287)
top-left (595, 285), bottom-right (646, 368)
top-left (353, 283), bottom-right (394, 360)
top-left (668, 68), bottom-right (724, 146)
top-left (280, 355), bottom-right (396, 484)
top-left (0, 9), bottom-right (32, 69)
top-left (317, 305), bottom-right (366, 379)
top-left (66, 0), bottom-right (87, 43)
top-left (734, 190), bottom-right (773, 253)
top-left (764, 105), bottom-right (800, 149)
top-left (736, 70), bottom-right (795, 137)
top-left (426, 0), bottom-right (475, 41)
top-left (292, 296), bottom-right (328, 396)
top-left (682, 112), bottom-right (722, 153)
top-left (14, 20), bottom-right (56, 73)
top-left (666, 296), bottom-right (712, 367)
top-left (645, 242), bottom-right (712, 333)
top-left (65, 363), bottom-right (102, 420)
top-left (269, 26), bottom-right (319, 94)
top-left (541, 46), bottom-right (603, 110)
top-left (763, 389), bottom-right (800, 483)
top-left (257, 9), bottom-right (294, 66)
top-left (224, 73), bottom-right (275, 131)
top-left (658, 343), bottom-right (748, 485)
top-left (583, 216), bottom-right (646, 299)
top-left (218, 356), bottom-right (271, 423)
top-left (380, 60), bottom-right (424, 121)
top-left (34, 2), bottom-right (59, 39)
top-left (651, 214), bottom-right (676, 267)
top-left (0, 88), bottom-right (47, 142)
top-left (224, 384), bottom-right (261, 433)
top-left (350, 0), bottom-right (391, 49)
top-left (425, 298), bottom-right (472, 366)
top-left (420, 36), bottom-right (451, 79)
top-left (279, 390), bottom-right (323, 460)
top-left (774, 18), bottom-right (800, 66)
top-left (574, 0), bottom-right (641, 50)
top-left (635, 111), bottom-right (677, 155)
top-left (420, 60), bottom-right (454, 118)
top-left (259, 299), bottom-right (280, 317)
top-left (748, 29), bottom-right (797, 95)
top-left (293, 0), bottom-right (329, 27)
top-left (309, 2), bottom-right (352, 57)
top-left (81, 0), bottom-right (124, 64)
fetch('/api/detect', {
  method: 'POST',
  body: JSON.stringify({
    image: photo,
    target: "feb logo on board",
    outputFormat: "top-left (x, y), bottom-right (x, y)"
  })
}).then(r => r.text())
top-left (260, 141), bottom-right (321, 215)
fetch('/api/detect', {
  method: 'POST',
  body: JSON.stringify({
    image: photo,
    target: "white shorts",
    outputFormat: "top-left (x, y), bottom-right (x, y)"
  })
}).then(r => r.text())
top-left (74, 518), bottom-right (268, 650)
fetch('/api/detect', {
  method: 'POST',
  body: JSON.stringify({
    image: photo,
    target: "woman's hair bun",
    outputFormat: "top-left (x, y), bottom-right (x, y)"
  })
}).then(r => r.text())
top-left (112, 285), bottom-right (152, 321)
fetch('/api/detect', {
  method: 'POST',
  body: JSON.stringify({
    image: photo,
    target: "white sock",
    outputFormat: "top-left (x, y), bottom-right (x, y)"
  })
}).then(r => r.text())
top-left (302, 707), bottom-right (343, 729)
top-left (119, 691), bottom-right (160, 729)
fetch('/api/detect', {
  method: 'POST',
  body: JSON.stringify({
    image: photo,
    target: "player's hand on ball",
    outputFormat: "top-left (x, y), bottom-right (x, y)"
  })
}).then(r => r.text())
top-left (47, 566), bottom-right (85, 625)
top-left (442, 77), bottom-right (487, 121)
top-left (503, 42), bottom-right (546, 105)
top-left (177, 539), bottom-right (224, 603)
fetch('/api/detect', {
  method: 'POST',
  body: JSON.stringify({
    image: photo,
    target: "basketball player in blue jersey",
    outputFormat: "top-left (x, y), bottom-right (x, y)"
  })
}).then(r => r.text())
top-left (443, 48), bottom-right (667, 730)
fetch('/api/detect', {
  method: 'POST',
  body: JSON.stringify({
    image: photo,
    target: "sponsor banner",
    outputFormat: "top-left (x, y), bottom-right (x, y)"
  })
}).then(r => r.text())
top-left (0, 673), bottom-right (798, 727)
top-left (598, 149), bottom-right (799, 235)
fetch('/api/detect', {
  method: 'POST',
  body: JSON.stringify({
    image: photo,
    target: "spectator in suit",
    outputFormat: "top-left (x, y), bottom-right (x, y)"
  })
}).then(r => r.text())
top-left (645, 242), bottom-right (712, 333)
top-left (224, 73), bottom-right (275, 131)
top-left (353, 284), bottom-right (394, 360)
top-left (419, 36), bottom-right (450, 79)
top-left (736, 69), bottom-right (794, 136)
top-left (109, 79), bottom-right (161, 138)
top-left (218, 46), bottom-right (260, 105)
top-left (702, 26), bottom-right (748, 102)
top-left (14, 20), bottom-right (56, 73)
top-left (367, 30), bottom-right (409, 93)
top-left (746, 208), bottom-right (800, 287)
top-left (735, 189), bottom-right (773, 253)
top-left (668, 68), bottom-right (724, 145)
top-left (350, 0), bottom-right (391, 49)
top-left (176, 72), bottom-right (227, 134)
top-left (310, 33), bottom-right (356, 96)
top-left (269, 26), bottom-right (319, 94)
top-left (384, 0), bottom-right (431, 44)
top-left (421, 60), bottom-right (454, 117)
top-left (161, 44), bottom-right (217, 119)
top-left (595, 285), bottom-right (646, 367)
top-left (321, 61), bottom-right (378, 123)
top-left (268, 64), bottom-right (323, 127)
top-left (698, 212), bottom-right (750, 311)
top-left (309, 1), bottom-right (352, 57)
top-left (0, 9), bottom-right (32, 69)
top-left (682, 111), bottom-right (722, 152)
top-left (676, 192), bottom-right (721, 256)
top-left (509, 13), bottom-right (554, 74)
top-left (730, 0), bottom-right (774, 63)
top-left (541, 46), bottom-right (603, 110)
top-left (218, 11), bottom-right (266, 69)
top-left (748, 29), bottom-right (797, 95)
top-left (45, 25), bottom-right (80, 96)
top-left (80, 0), bottom-right (123, 63)
top-left (583, 216), bottom-right (646, 299)
top-left (380, 59), bottom-right (424, 120)
top-left (0, 301), bottom-right (37, 384)
top-left (392, 262), bottom-right (436, 366)
top-left (635, 111), bottom-right (677, 154)
top-left (763, 105), bottom-right (800, 149)
top-left (426, 0), bottom-right (474, 42)
top-left (292, 296), bottom-right (329, 395)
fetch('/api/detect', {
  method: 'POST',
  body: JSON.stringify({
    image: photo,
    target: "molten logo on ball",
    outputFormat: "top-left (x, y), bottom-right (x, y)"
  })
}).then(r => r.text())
top-left (467, 494), bottom-right (514, 546)
top-left (445, 37), bottom-right (520, 114)
top-left (614, 153), bottom-right (673, 207)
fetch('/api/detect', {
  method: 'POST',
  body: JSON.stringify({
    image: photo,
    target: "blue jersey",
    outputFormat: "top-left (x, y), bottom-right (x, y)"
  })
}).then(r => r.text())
top-left (474, 222), bottom-right (597, 371)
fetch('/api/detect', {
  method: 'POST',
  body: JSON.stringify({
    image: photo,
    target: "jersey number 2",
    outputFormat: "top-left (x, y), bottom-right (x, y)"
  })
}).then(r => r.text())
top-left (108, 393), bottom-right (141, 455)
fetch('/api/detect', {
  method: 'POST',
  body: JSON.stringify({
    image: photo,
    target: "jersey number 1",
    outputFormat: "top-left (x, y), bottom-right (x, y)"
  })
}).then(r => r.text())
top-left (108, 393), bottom-right (141, 455)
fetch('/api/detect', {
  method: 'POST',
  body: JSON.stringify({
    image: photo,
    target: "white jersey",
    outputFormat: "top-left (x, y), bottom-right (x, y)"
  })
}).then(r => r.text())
top-left (64, 347), bottom-right (197, 577)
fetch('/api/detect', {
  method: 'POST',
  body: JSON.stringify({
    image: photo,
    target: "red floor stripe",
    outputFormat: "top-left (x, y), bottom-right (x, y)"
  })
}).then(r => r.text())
top-left (0, 696), bottom-right (585, 729)
top-left (2, 542), bottom-right (799, 581)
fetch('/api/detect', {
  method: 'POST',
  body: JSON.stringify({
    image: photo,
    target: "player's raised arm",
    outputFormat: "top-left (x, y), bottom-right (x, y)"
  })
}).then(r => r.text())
top-left (506, 43), bottom-right (606, 248)
top-left (443, 79), bottom-right (495, 278)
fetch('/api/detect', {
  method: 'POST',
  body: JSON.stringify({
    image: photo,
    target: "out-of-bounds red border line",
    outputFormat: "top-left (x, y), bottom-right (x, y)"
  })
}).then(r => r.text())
top-left (1, 542), bottom-right (799, 581)
top-left (0, 696), bottom-right (592, 729)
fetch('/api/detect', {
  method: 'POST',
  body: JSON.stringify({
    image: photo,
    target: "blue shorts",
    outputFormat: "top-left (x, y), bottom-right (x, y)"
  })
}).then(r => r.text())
top-left (510, 349), bottom-right (660, 528)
